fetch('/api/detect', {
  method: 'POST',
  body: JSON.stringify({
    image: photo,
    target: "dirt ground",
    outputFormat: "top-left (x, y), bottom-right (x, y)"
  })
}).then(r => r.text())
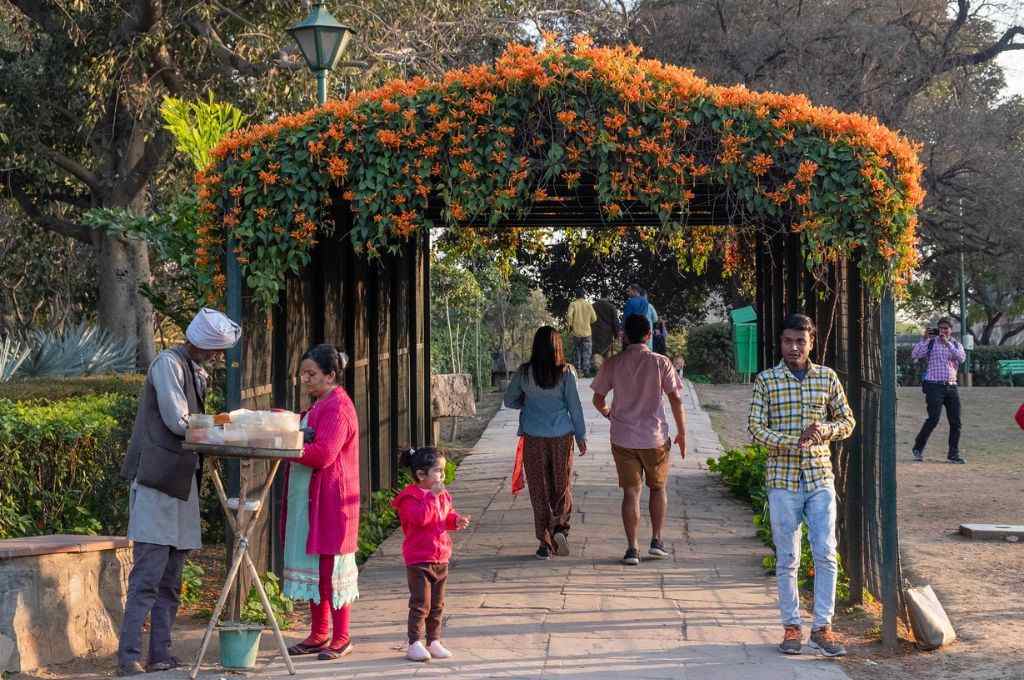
top-left (11, 390), bottom-right (505, 680)
top-left (694, 382), bottom-right (1024, 680)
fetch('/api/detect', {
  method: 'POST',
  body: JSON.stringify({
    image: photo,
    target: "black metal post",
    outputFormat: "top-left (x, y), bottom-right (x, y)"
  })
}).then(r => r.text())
top-left (880, 288), bottom-right (899, 650)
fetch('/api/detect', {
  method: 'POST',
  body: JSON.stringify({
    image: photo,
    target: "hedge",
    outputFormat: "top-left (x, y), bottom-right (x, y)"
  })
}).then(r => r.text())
top-left (684, 323), bottom-right (740, 383)
top-left (898, 344), bottom-right (1024, 386)
top-left (0, 374), bottom-right (144, 402)
top-left (0, 393), bottom-right (136, 539)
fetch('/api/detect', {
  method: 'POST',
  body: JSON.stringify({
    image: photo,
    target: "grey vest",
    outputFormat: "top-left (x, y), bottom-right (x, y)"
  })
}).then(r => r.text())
top-left (120, 346), bottom-right (206, 501)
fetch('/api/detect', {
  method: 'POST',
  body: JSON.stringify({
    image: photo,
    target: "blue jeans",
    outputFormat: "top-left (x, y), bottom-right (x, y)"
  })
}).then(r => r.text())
top-left (767, 483), bottom-right (838, 630)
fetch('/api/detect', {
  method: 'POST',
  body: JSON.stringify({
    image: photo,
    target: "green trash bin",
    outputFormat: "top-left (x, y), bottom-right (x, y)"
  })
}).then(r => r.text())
top-left (729, 306), bottom-right (758, 379)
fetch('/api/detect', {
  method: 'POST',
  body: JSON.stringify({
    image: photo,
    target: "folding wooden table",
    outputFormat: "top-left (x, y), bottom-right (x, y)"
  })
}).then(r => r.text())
top-left (183, 443), bottom-right (301, 679)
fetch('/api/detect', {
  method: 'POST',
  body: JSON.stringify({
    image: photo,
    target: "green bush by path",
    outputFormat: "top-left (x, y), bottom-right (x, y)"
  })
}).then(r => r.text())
top-left (0, 393), bottom-right (136, 539)
top-left (0, 374), bottom-right (144, 402)
top-left (685, 323), bottom-right (740, 383)
top-left (707, 444), bottom-right (850, 601)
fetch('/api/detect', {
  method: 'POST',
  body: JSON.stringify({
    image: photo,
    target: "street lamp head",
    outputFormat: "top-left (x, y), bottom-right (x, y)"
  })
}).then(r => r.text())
top-left (287, 2), bottom-right (355, 73)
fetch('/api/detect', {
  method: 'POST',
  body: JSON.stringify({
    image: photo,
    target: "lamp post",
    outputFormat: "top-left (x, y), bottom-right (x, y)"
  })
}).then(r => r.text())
top-left (287, 2), bottom-right (355, 106)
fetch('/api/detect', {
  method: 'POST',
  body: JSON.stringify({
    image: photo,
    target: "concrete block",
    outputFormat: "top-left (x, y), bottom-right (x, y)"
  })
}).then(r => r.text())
top-left (430, 373), bottom-right (477, 417)
top-left (0, 538), bottom-right (131, 673)
top-left (959, 523), bottom-right (1024, 540)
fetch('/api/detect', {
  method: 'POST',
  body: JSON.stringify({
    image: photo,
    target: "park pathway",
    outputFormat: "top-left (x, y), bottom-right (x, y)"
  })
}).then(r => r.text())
top-left (184, 380), bottom-right (850, 679)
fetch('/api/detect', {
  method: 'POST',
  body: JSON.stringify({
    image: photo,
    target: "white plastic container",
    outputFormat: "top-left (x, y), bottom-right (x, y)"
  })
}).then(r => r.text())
top-left (264, 411), bottom-right (301, 432)
top-left (189, 413), bottom-right (214, 429)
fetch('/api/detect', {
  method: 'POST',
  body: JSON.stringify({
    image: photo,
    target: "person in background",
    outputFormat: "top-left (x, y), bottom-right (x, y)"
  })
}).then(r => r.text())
top-left (503, 326), bottom-right (587, 560)
top-left (652, 320), bottom-right (669, 356)
top-left (591, 298), bottom-right (620, 371)
top-left (623, 284), bottom-right (658, 349)
top-left (748, 314), bottom-right (855, 658)
top-left (392, 447), bottom-right (471, 662)
top-left (566, 288), bottom-right (597, 376)
top-left (592, 314), bottom-right (686, 567)
top-left (911, 317), bottom-right (967, 464)
top-left (672, 355), bottom-right (686, 382)
top-left (282, 344), bottom-right (361, 661)
top-left (117, 308), bottom-right (240, 676)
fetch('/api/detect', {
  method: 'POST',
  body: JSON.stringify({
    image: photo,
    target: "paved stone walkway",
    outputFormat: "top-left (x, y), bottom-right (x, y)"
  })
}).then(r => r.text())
top-left (179, 380), bottom-right (850, 679)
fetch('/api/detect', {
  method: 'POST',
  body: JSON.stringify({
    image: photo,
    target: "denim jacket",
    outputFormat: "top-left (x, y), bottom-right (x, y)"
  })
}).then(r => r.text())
top-left (503, 366), bottom-right (587, 445)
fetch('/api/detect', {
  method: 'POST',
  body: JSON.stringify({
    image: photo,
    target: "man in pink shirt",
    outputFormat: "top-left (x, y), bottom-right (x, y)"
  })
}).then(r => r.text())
top-left (592, 314), bottom-right (687, 565)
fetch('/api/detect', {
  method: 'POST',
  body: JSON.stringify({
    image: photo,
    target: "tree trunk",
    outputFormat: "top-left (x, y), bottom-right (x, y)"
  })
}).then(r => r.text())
top-left (95, 232), bottom-right (156, 368)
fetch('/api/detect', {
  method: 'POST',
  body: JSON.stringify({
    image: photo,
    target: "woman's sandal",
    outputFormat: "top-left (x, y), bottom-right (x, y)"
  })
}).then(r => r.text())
top-left (287, 641), bottom-right (326, 656)
top-left (317, 641), bottom-right (353, 660)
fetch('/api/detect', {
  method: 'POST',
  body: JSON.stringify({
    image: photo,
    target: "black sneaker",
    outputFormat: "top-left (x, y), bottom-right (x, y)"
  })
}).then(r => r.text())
top-left (535, 544), bottom-right (551, 560)
top-left (648, 538), bottom-right (669, 559)
top-left (145, 657), bottom-right (180, 672)
top-left (622, 547), bottom-right (640, 565)
top-left (912, 449), bottom-right (923, 462)
top-left (116, 661), bottom-right (145, 677)
top-left (948, 454), bottom-right (966, 464)
top-left (779, 626), bottom-right (802, 655)
top-left (809, 626), bottom-right (847, 657)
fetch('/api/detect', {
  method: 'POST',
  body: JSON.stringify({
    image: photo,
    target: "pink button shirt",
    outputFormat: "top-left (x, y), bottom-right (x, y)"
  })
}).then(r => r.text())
top-left (591, 343), bottom-right (683, 449)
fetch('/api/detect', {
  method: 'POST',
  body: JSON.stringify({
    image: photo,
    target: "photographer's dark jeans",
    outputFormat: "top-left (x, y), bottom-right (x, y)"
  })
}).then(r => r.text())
top-left (913, 381), bottom-right (962, 456)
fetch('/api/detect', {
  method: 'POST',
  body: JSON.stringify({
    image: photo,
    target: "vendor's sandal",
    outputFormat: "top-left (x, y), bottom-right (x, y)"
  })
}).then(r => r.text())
top-left (317, 641), bottom-right (353, 660)
top-left (288, 641), bottom-right (327, 656)
top-left (145, 656), bottom-right (180, 672)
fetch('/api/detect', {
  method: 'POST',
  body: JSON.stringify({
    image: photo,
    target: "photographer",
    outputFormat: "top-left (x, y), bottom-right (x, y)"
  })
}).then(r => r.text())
top-left (911, 318), bottom-right (967, 464)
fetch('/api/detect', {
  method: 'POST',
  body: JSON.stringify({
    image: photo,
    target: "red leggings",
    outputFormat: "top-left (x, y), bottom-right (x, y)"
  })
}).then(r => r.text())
top-left (303, 555), bottom-right (350, 650)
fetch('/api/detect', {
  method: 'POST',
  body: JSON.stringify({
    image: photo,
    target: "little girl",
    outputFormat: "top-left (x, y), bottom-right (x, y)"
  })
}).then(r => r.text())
top-left (392, 447), bottom-right (470, 662)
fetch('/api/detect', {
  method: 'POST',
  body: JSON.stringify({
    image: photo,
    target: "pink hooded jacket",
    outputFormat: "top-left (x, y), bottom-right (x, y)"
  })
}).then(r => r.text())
top-left (283, 386), bottom-right (361, 556)
top-left (391, 484), bottom-right (462, 565)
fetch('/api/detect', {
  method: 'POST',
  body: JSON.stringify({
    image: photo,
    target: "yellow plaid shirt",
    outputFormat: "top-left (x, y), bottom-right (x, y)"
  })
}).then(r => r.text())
top-left (747, 361), bottom-right (856, 492)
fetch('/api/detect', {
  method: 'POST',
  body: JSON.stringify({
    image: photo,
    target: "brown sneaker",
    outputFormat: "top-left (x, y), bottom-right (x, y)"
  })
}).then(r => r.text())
top-left (809, 625), bottom-right (847, 657)
top-left (779, 625), bottom-right (802, 655)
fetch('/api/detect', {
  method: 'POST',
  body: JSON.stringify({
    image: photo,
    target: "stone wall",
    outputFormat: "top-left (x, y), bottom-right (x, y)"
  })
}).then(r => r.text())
top-left (0, 536), bottom-right (131, 673)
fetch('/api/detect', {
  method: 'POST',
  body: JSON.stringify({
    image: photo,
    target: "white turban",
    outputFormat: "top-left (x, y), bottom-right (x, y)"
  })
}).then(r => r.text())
top-left (186, 308), bottom-right (241, 350)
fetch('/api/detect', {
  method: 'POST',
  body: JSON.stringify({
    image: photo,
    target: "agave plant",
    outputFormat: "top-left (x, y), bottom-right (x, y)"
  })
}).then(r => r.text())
top-left (0, 336), bottom-right (29, 382)
top-left (18, 323), bottom-right (138, 377)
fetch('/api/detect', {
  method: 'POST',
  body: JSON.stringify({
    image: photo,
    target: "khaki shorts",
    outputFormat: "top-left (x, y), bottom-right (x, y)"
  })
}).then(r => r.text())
top-left (611, 443), bottom-right (670, 490)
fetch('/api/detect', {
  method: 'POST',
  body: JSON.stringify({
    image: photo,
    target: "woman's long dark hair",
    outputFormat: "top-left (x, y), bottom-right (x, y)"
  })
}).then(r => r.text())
top-left (521, 326), bottom-right (566, 390)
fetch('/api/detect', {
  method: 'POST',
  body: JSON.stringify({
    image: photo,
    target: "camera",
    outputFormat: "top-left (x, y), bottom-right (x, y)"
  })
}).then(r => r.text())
top-left (926, 328), bottom-right (939, 336)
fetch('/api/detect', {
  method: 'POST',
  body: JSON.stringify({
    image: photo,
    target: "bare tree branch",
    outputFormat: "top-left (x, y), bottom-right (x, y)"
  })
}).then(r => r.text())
top-left (33, 145), bottom-right (102, 195)
top-left (5, 171), bottom-right (95, 244)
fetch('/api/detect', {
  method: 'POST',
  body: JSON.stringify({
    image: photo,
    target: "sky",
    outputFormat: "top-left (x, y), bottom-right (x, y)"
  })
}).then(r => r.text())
top-left (990, 7), bottom-right (1023, 97)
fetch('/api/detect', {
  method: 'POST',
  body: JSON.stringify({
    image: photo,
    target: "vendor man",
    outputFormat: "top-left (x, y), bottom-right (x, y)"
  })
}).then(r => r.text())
top-left (117, 308), bottom-right (240, 676)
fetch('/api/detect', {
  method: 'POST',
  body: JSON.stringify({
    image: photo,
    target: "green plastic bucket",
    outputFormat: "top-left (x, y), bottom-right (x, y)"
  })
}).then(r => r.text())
top-left (218, 624), bottom-right (263, 669)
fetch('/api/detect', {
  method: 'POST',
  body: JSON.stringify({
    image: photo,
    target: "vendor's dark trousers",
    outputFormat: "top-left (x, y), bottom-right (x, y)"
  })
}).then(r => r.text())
top-left (913, 381), bottom-right (962, 456)
top-left (406, 562), bottom-right (448, 643)
top-left (117, 542), bottom-right (188, 667)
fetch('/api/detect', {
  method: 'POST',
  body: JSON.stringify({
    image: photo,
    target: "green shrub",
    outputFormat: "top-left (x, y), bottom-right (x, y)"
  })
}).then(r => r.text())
top-left (0, 374), bottom-right (144, 402)
top-left (181, 561), bottom-right (205, 606)
top-left (684, 323), bottom-right (740, 383)
top-left (240, 572), bottom-right (294, 629)
top-left (707, 444), bottom-right (849, 601)
top-left (0, 393), bottom-right (136, 539)
top-left (898, 344), bottom-right (1024, 386)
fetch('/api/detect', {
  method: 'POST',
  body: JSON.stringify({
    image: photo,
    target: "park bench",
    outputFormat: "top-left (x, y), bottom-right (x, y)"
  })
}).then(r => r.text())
top-left (997, 359), bottom-right (1024, 386)
top-left (0, 535), bottom-right (131, 673)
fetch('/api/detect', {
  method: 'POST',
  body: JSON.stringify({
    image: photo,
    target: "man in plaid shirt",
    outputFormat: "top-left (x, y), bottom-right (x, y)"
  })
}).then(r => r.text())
top-left (911, 317), bottom-right (966, 464)
top-left (748, 314), bottom-right (855, 657)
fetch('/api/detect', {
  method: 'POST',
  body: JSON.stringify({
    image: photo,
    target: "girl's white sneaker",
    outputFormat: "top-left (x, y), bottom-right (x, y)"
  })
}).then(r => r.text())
top-left (406, 640), bottom-right (432, 662)
top-left (427, 640), bottom-right (453, 659)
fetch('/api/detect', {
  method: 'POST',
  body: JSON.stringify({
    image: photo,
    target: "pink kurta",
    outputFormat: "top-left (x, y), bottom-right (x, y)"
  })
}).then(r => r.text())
top-left (290, 386), bottom-right (361, 556)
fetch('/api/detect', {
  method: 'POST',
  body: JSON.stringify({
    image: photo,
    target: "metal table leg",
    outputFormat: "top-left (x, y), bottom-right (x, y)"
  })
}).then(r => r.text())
top-left (190, 459), bottom-right (295, 679)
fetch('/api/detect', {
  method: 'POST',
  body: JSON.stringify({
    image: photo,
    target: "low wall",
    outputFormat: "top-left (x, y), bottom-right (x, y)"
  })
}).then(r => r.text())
top-left (0, 535), bottom-right (131, 673)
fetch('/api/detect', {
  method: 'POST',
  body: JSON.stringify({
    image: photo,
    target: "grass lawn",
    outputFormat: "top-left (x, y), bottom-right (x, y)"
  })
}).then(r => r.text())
top-left (694, 383), bottom-right (1024, 680)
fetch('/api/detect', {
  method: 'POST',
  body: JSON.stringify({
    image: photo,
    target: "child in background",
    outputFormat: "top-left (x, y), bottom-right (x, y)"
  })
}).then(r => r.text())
top-left (392, 447), bottom-right (471, 662)
top-left (672, 355), bottom-right (686, 382)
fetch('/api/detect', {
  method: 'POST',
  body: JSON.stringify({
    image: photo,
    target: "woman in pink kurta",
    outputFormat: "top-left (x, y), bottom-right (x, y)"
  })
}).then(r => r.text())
top-left (282, 345), bottom-right (360, 661)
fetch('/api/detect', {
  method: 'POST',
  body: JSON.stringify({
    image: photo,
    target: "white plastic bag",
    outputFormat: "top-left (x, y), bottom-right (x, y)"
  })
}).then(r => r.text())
top-left (905, 584), bottom-right (956, 650)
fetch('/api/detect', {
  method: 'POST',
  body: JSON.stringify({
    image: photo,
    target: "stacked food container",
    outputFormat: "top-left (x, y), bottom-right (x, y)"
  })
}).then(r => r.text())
top-left (185, 409), bottom-right (302, 450)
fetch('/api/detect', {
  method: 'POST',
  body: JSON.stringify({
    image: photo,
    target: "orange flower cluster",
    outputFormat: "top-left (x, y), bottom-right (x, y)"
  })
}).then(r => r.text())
top-left (195, 35), bottom-right (925, 307)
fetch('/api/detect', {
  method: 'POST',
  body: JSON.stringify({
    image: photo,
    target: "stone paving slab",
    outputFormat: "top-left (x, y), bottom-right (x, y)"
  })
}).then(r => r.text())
top-left (152, 379), bottom-right (848, 680)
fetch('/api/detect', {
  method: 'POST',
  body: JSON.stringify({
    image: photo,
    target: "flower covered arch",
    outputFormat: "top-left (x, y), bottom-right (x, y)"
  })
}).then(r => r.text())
top-left (196, 36), bottom-right (924, 308)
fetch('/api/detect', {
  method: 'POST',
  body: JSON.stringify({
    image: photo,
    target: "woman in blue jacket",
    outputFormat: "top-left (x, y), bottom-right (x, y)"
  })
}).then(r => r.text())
top-left (503, 326), bottom-right (587, 560)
